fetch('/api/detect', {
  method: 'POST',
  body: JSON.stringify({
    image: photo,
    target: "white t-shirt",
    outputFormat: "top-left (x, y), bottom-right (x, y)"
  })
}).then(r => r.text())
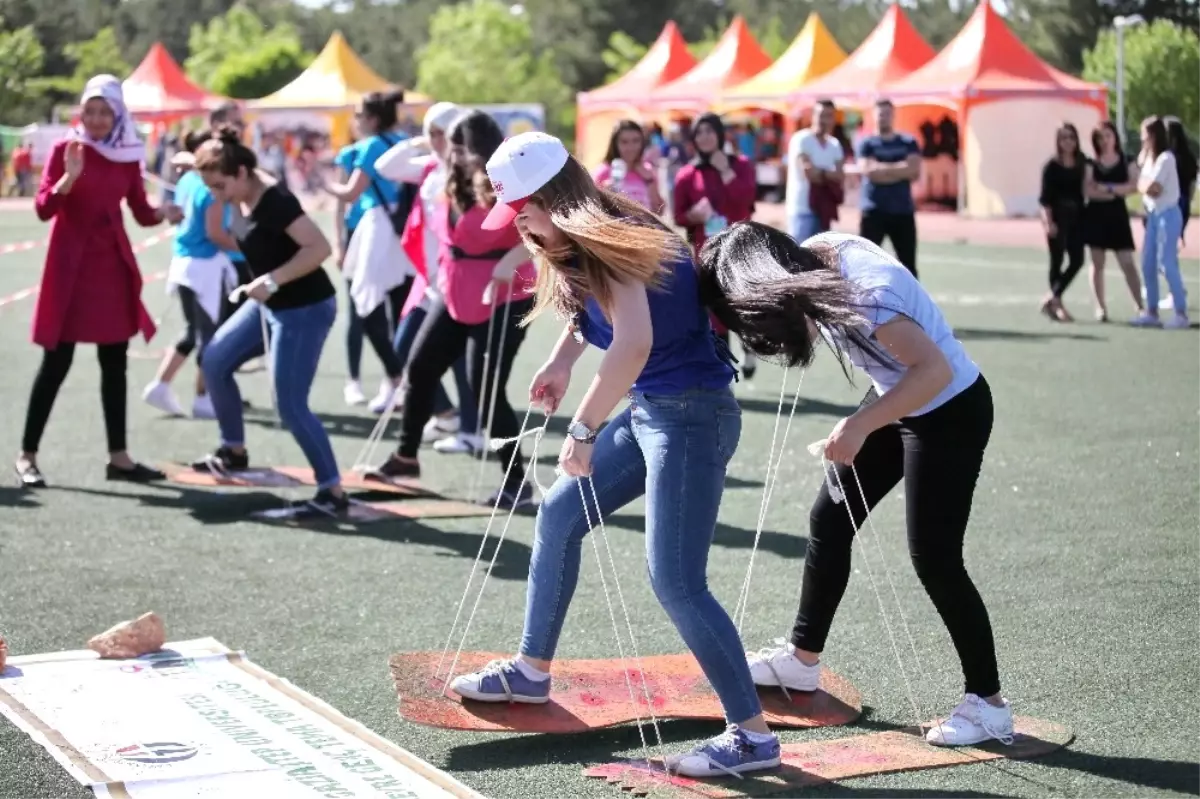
top-left (1141, 150), bottom-right (1180, 213)
top-left (806, 232), bottom-right (980, 417)
top-left (785, 129), bottom-right (844, 217)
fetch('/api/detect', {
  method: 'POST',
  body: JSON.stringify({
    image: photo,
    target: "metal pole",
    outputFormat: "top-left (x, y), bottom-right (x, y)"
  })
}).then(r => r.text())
top-left (1116, 24), bottom-right (1126, 145)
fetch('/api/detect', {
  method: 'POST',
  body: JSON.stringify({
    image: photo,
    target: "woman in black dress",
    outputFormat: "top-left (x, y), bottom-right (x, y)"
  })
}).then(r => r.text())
top-left (1083, 120), bottom-right (1141, 322)
top-left (1038, 123), bottom-right (1087, 322)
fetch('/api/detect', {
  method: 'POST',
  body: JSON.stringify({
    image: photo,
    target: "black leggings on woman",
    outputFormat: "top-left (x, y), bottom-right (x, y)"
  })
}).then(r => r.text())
top-left (792, 375), bottom-right (1001, 698)
top-left (1048, 209), bottom-right (1085, 298)
top-left (361, 279), bottom-right (413, 379)
top-left (398, 295), bottom-right (533, 486)
top-left (22, 341), bottom-right (129, 453)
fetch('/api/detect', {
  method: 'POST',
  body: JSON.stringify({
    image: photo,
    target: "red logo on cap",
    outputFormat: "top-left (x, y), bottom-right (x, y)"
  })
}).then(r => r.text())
top-left (493, 180), bottom-right (505, 196)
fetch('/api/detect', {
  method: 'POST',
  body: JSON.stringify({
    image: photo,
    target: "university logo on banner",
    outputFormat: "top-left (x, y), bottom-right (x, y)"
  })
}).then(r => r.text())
top-left (115, 742), bottom-right (199, 765)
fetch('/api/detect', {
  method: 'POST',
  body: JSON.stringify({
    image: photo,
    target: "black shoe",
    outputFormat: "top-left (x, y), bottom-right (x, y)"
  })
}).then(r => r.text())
top-left (288, 489), bottom-right (351, 520)
top-left (365, 454), bottom-right (420, 482)
top-left (106, 462), bottom-right (166, 483)
top-left (14, 461), bottom-right (45, 488)
top-left (480, 481), bottom-right (535, 511)
top-left (191, 447), bottom-right (250, 474)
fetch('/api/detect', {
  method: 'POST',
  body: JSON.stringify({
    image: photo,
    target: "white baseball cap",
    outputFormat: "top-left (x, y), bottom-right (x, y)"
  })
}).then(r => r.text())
top-left (482, 132), bottom-right (570, 230)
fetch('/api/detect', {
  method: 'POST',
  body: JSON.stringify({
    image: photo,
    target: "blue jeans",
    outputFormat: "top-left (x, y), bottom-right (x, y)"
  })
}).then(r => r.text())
top-left (789, 212), bottom-right (826, 243)
top-left (202, 297), bottom-right (342, 489)
top-left (393, 300), bottom-right (477, 434)
top-left (520, 387), bottom-right (761, 723)
top-left (1143, 204), bottom-right (1187, 315)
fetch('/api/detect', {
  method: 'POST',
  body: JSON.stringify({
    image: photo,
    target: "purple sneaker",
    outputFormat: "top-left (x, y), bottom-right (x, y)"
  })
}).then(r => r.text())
top-left (449, 658), bottom-right (551, 704)
top-left (666, 725), bottom-right (781, 778)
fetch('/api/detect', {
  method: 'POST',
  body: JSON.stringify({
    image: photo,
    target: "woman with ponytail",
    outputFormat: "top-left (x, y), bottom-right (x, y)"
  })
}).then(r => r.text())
top-left (191, 129), bottom-right (349, 519)
top-left (697, 222), bottom-right (1014, 749)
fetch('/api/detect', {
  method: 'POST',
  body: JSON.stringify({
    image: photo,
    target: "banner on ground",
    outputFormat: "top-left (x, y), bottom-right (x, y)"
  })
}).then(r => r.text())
top-left (0, 638), bottom-right (482, 799)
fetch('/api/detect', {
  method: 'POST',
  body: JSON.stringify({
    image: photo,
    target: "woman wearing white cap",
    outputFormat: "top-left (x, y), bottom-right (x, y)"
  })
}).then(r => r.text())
top-left (16, 75), bottom-right (182, 488)
top-left (448, 132), bottom-right (782, 778)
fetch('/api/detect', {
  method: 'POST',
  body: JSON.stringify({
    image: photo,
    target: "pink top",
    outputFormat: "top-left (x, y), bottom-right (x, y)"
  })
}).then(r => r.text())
top-left (433, 199), bottom-right (535, 325)
top-left (593, 160), bottom-right (656, 210)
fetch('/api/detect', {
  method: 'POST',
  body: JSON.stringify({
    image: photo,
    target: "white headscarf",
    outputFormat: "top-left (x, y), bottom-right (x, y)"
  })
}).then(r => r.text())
top-left (423, 102), bottom-right (463, 141)
top-left (71, 74), bottom-right (145, 164)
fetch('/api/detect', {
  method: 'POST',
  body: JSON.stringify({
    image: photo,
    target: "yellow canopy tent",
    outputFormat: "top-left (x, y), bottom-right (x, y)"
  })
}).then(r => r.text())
top-left (716, 14), bottom-right (846, 114)
top-left (249, 31), bottom-right (429, 145)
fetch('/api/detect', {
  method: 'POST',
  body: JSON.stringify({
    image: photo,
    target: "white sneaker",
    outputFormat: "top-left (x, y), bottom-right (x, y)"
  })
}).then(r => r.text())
top-left (1130, 313), bottom-right (1163, 328)
top-left (746, 639), bottom-right (821, 692)
top-left (433, 432), bottom-right (484, 455)
top-left (368, 380), bottom-right (399, 414)
top-left (142, 381), bottom-right (184, 417)
top-left (343, 380), bottom-right (366, 406)
top-left (1159, 295), bottom-right (1176, 311)
top-left (1164, 314), bottom-right (1191, 330)
top-left (192, 394), bottom-right (216, 419)
top-left (925, 693), bottom-right (1014, 747)
top-left (422, 414), bottom-right (461, 443)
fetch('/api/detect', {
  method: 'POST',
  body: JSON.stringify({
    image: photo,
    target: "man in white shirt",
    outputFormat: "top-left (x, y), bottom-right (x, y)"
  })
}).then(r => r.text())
top-left (784, 99), bottom-right (844, 242)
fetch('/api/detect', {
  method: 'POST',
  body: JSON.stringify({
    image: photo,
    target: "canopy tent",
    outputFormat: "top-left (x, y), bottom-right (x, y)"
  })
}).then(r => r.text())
top-left (716, 14), bottom-right (847, 114)
top-left (790, 4), bottom-right (933, 108)
top-left (881, 0), bottom-right (1106, 217)
top-left (647, 17), bottom-right (773, 114)
top-left (250, 32), bottom-right (428, 145)
top-left (575, 21), bottom-right (697, 166)
top-left (123, 43), bottom-right (224, 121)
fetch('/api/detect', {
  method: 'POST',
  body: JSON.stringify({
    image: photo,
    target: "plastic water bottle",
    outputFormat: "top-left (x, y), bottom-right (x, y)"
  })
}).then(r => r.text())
top-left (705, 213), bottom-right (729, 238)
top-left (609, 158), bottom-right (627, 192)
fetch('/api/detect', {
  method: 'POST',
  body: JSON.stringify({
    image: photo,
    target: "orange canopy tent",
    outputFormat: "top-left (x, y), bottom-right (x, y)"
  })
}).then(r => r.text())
top-left (122, 43), bottom-right (225, 121)
top-left (790, 4), bottom-right (933, 109)
top-left (881, 0), bottom-right (1107, 216)
top-left (716, 14), bottom-right (847, 114)
top-left (575, 21), bottom-right (696, 166)
top-left (647, 17), bottom-right (773, 114)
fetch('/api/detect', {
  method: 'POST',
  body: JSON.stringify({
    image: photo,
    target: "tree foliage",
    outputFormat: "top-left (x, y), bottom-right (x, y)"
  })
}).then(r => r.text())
top-left (42, 27), bottom-right (130, 98)
top-left (185, 4), bottom-right (304, 90)
top-left (209, 36), bottom-right (311, 99)
top-left (1083, 19), bottom-right (1200, 136)
top-left (0, 21), bottom-right (46, 122)
top-left (601, 31), bottom-right (647, 84)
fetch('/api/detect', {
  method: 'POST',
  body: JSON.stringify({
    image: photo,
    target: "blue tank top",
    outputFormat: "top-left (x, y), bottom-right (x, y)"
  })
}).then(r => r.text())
top-left (577, 255), bottom-right (735, 394)
top-left (171, 171), bottom-right (218, 259)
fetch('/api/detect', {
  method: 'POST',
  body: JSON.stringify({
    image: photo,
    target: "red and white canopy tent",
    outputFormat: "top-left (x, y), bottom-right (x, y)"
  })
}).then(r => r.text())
top-left (122, 43), bottom-right (226, 122)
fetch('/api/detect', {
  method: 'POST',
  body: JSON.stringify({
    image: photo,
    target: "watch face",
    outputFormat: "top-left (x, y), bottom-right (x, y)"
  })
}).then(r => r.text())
top-left (568, 422), bottom-right (594, 441)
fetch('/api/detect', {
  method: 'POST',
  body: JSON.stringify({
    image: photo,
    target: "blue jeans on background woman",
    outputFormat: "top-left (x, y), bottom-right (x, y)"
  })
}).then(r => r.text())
top-left (520, 387), bottom-right (762, 724)
top-left (202, 296), bottom-right (341, 489)
top-left (1143, 203), bottom-right (1188, 316)
top-left (392, 298), bottom-right (478, 433)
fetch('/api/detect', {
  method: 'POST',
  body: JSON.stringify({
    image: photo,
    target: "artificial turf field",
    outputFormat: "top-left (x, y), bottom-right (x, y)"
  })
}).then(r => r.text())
top-left (0, 207), bottom-right (1197, 799)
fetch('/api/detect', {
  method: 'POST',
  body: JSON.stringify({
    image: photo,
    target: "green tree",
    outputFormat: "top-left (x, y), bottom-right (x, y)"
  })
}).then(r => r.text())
top-left (415, 0), bottom-right (572, 136)
top-left (43, 27), bottom-right (130, 97)
top-left (210, 37), bottom-right (312, 99)
top-left (0, 22), bottom-right (47, 124)
top-left (1083, 19), bottom-right (1200, 136)
top-left (185, 4), bottom-right (303, 89)
top-left (600, 31), bottom-right (648, 83)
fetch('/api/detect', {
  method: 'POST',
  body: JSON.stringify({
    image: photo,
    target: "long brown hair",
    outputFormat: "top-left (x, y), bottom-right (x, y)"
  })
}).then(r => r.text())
top-left (1142, 115), bottom-right (1169, 160)
top-left (1090, 120), bottom-right (1122, 159)
top-left (194, 126), bottom-right (257, 176)
top-left (1055, 122), bottom-right (1080, 163)
top-left (446, 111), bottom-right (505, 214)
top-left (519, 155), bottom-right (687, 326)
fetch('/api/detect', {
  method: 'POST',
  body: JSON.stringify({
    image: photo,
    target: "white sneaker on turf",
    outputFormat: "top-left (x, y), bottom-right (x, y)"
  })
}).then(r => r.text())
top-left (142, 381), bottom-right (184, 417)
top-left (369, 381), bottom-right (399, 414)
top-left (746, 638), bottom-right (821, 692)
top-left (344, 380), bottom-right (366, 406)
top-left (925, 693), bottom-right (1014, 747)
top-left (192, 394), bottom-right (216, 419)
top-left (422, 414), bottom-right (461, 443)
top-left (434, 432), bottom-right (484, 455)
top-left (1164, 314), bottom-right (1191, 330)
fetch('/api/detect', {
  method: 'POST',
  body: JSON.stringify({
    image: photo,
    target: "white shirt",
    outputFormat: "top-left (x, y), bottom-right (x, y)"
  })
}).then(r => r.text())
top-left (1141, 150), bottom-right (1180, 213)
top-left (785, 129), bottom-right (844, 217)
top-left (806, 232), bottom-right (980, 416)
top-left (375, 140), bottom-right (444, 290)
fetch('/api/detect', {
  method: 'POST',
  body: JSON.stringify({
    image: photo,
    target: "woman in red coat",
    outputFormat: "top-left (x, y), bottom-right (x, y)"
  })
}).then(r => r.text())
top-left (672, 112), bottom-right (759, 378)
top-left (15, 74), bottom-right (182, 488)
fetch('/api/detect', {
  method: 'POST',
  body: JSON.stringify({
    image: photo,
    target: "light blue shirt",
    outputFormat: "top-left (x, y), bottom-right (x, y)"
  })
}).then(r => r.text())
top-left (172, 171), bottom-right (218, 259)
top-left (353, 133), bottom-right (405, 216)
top-left (808, 232), bottom-right (979, 416)
top-left (334, 144), bottom-right (364, 231)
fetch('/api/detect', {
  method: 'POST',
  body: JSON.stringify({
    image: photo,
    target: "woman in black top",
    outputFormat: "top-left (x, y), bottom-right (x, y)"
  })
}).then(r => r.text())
top-left (1083, 120), bottom-right (1141, 322)
top-left (1038, 123), bottom-right (1086, 322)
top-left (191, 129), bottom-right (350, 519)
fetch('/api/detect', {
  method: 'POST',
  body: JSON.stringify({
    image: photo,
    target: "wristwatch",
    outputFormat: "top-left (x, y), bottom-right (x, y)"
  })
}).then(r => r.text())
top-left (263, 274), bottom-right (280, 295)
top-left (566, 420), bottom-right (598, 445)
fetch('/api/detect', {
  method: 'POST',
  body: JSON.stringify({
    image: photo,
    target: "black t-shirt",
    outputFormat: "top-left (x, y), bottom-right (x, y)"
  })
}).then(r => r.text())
top-left (1039, 158), bottom-right (1086, 212)
top-left (237, 185), bottom-right (335, 310)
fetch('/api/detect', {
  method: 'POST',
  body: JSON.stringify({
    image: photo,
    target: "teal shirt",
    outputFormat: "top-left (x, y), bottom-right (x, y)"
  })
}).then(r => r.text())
top-left (335, 144), bottom-right (364, 231)
top-left (352, 133), bottom-right (405, 218)
top-left (172, 171), bottom-right (219, 259)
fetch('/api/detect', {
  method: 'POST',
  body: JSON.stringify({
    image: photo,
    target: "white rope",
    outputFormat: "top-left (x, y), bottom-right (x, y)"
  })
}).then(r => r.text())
top-left (435, 405), bottom-right (545, 684)
top-left (468, 294), bottom-right (512, 503)
top-left (350, 390), bottom-right (399, 473)
top-left (576, 475), bottom-right (663, 768)
top-left (732, 367), bottom-right (807, 635)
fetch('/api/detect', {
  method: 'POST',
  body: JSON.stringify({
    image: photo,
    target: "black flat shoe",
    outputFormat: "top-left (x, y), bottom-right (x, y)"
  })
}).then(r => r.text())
top-left (14, 461), bottom-right (46, 488)
top-left (106, 462), bottom-right (166, 483)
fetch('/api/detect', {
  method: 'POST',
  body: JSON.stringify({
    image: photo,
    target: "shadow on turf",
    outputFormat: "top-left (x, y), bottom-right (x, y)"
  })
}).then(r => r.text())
top-left (1034, 749), bottom-right (1200, 795)
top-left (735, 396), bottom-right (860, 418)
top-left (0, 486), bottom-right (41, 509)
top-left (601, 513), bottom-right (806, 559)
top-left (952, 326), bottom-right (1105, 343)
top-left (47, 484), bottom-right (535, 581)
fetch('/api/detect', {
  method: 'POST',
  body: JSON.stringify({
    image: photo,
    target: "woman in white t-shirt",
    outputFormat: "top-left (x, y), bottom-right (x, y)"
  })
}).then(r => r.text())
top-left (697, 222), bottom-right (1014, 750)
top-left (1134, 116), bottom-right (1189, 329)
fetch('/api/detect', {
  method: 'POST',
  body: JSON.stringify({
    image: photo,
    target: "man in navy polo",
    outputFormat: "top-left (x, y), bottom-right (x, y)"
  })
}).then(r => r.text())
top-left (856, 98), bottom-right (921, 277)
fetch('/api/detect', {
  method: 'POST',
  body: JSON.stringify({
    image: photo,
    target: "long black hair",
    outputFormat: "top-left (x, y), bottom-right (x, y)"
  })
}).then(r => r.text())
top-left (691, 112), bottom-right (726, 166)
top-left (1165, 116), bottom-right (1198, 191)
top-left (697, 221), bottom-right (899, 379)
top-left (445, 110), bottom-right (504, 213)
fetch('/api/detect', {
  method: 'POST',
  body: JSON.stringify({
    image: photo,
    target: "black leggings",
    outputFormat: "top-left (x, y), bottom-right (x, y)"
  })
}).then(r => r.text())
top-left (398, 295), bottom-right (533, 485)
top-left (860, 210), bottom-right (918, 278)
top-left (1048, 212), bottom-right (1085, 298)
top-left (361, 279), bottom-right (413, 379)
top-left (174, 286), bottom-right (219, 363)
top-left (792, 375), bottom-right (1001, 698)
top-left (22, 341), bottom-right (129, 454)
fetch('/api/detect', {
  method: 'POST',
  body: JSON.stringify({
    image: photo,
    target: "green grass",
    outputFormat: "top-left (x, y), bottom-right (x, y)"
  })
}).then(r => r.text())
top-left (0, 215), bottom-right (1197, 799)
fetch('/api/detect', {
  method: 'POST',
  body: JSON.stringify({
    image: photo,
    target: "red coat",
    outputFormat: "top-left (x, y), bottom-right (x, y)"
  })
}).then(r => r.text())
top-left (33, 139), bottom-right (159, 349)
